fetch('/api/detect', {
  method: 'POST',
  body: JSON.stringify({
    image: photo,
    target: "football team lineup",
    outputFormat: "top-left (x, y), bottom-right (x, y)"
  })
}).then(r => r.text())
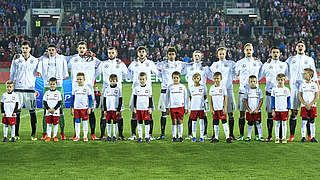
top-left (1, 40), bottom-right (319, 144)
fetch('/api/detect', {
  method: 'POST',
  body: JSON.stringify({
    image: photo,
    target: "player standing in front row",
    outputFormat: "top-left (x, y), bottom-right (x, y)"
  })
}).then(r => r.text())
top-left (71, 73), bottom-right (93, 142)
top-left (1, 80), bottom-right (19, 142)
top-left (271, 73), bottom-right (291, 144)
top-left (189, 73), bottom-right (207, 143)
top-left (166, 71), bottom-right (188, 142)
top-left (43, 77), bottom-right (62, 142)
top-left (244, 75), bottom-right (264, 142)
top-left (298, 68), bottom-right (319, 143)
top-left (209, 72), bottom-right (231, 143)
top-left (133, 72), bottom-right (153, 143)
top-left (103, 74), bottom-right (123, 142)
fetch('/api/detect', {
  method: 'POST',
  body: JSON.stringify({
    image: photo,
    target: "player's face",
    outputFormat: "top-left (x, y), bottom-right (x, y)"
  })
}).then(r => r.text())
top-left (6, 84), bottom-right (14, 93)
top-left (76, 75), bottom-right (85, 85)
top-left (48, 47), bottom-right (57, 57)
top-left (172, 75), bottom-right (180, 84)
top-left (137, 50), bottom-right (147, 60)
top-left (296, 43), bottom-right (306, 55)
top-left (21, 45), bottom-right (31, 56)
top-left (244, 45), bottom-right (254, 58)
top-left (139, 75), bottom-right (147, 85)
top-left (193, 52), bottom-right (202, 62)
top-left (108, 49), bottom-right (117, 59)
top-left (218, 50), bottom-right (226, 60)
top-left (49, 81), bottom-right (57, 90)
top-left (77, 45), bottom-right (87, 56)
top-left (167, 52), bottom-right (176, 61)
top-left (249, 78), bottom-right (257, 88)
top-left (277, 77), bottom-right (285, 85)
top-left (303, 71), bottom-right (312, 81)
top-left (192, 76), bottom-right (201, 84)
top-left (213, 76), bottom-right (222, 84)
top-left (271, 49), bottom-right (280, 60)
top-left (110, 78), bottom-right (118, 86)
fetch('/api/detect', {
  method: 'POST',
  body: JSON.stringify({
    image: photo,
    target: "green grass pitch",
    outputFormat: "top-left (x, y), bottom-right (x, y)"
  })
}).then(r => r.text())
top-left (0, 83), bottom-right (319, 179)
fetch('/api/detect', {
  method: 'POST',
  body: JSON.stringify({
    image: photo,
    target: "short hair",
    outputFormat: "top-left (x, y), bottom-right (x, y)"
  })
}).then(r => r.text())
top-left (137, 46), bottom-right (146, 51)
top-left (47, 44), bottom-right (56, 49)
top-left (172, 71), bottom-right (181, 77)
top-left (108, 47), bottom-right (117, 51)
top-left (77, 41), bottom-right (87, 47)
top-left (296, 40), bottom-right (305, 46)
top-left (109, 74), bottom-right (118, 81)
top-left (5, 80), bottom-right (14, 85)
top-left (244, 43), bottom-right (253, 49)
top-left (49, 77), bottom-right (57, 83)
top-left (167, 47), bottom-right (177, 54)
top-left (276, 73), bottom-right (286, 79)
top-left (213, 72), bottom-right (222, 78)
top-left (139, 72), bottom-right (147, 77)
top-left (249, 75), bottom-right (257, 79)
top-left (304, 68), bottom-right (314, 78)
top-left (270, 46), bottom-right (280, 52)
top-left (76, 72), bottom-right (85, 77)
top-left (21, 41), bottom-right (31, 47)
top-left (192, 72), bottom-right (201, 79)
top-left (193, 50), bottom-right (202, 54)
top-left (217, 47), bottom-right (227, 52)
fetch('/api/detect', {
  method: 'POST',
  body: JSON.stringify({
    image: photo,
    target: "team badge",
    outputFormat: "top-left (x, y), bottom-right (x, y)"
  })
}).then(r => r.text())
top-left (115, 90), bottom-right (118, 94)
top-left (116, 64), bottom-right (120, 69)
top-left (200, 67), bottom-right (203, 71)
top-left (104, 64), bottom-right (109, 69)
top-left (279, 65), bottom-right (283, 69)
top-left (145, 90), bottom-right (149, 93)
top-left (216, 65), bottom-right (219, 69)
top-left (253, 62), bottom-right (257, 67)
top-left (18, 59), bottom-right (23, 63)
top-left (304, 60), bottom-right (308, 65)
top-left (175, 63), bottom-right (178, 68)
top-left (224, 63), bottom-right (228, 68)
top-left (284, 90), bottom-right (287, 94)
top-left (135, 63), bottom-right (139, 67)
top-left (269, 66), bottom-right (273, 69)
top-left (219, 89), bottom-right (222, 93)
top-left (190, 67), bottom-right (194, 71)
top-left (199, 89), bottom-right (203, 92)
top-left (312, 86), bottom-right (315, 89)
top-left (54, 94), bottom-right (58, 97)
top-left (292, 60), bottom-right (296, 64)
top-left (74, 59), bottom-right (78, 63)
top-left (179, 87), bottom-right (183, 90)
top-left (166, 64), bottom-right (169, 69)
top-left (83, 89), bottom-right (87, 92)
top-left (242, 64), bottom-right (246, 68)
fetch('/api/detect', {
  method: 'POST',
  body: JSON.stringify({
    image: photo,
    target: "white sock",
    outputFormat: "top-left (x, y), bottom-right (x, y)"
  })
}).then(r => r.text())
top-left (53, 124), bottom-right (58, 137)
top-left (310, 122), bottom-right (315, 138)
top-left (301, 120), bottom-right (307, 138)
top-left (199, 119), bottom-right (204, 139)
top-left (3, 125), bottom-right (8, 138)
top-left (47, 124), bottom-right (52, 138)
top-left (113, 123), bottom-right (118, 137)
top-left (222, 123), bottom-right (229, 139)
top-left (247, 125), bottom-right (253, 138)
top-left (192, 121), bottom-right (197, 138)
top-left (75, 122), bottom-right (81, 138)
top-left (172, 125), bottom-right (177, 138)
top-left (138, 124), bottom-right (143, 138)
top-left (178, 124), bottom-right (183, 138)
top-left (282, 121), bottom-right (287, 139)
top-left (275, 121), bottom-right (280, 139)
top-left (83, 120), bottom-right (88, 139)
top-left (145, 124), bottom-right (150, 138)
top-left (256, 123), bottom-right (263, 138)
top-left (214, 125), bottom-right (219, 140)
top-left (107, 123), bottom-right (112, 137)
top-left (11, 125), bottom-right (15, 138)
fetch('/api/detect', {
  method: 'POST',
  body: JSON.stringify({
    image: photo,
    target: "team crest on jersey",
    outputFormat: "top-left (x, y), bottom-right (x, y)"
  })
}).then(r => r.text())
top-left (312, 86), bottom-right (315, 89)
top-left (215, 65), bottom-right (219, 69)
top-left (114, 90), bottom-right (118, 94)
top-left (279, 65), bottom-right (283, 69)
top-left (83, 89), bottom-right (87, 92)
top-left (179, 87), bottom-right (183, 90)
top-left (166, 64), bottom-right (169, 68)
top-left (199, 89), bottom-right (203, 92)
top-left (304, 60), bottom-right (308, 65)
top-left (18, 59), bottom-right (23, 63)
top-left (200, 67), bottom-right (203, 71)
top-left (104, 64), bottom-right (109, 69)
top-left (116, 64), bottom-right (120, 69)
top-left (292, 60), bottom-right (296, 64)
top-left (242, 64), bottom-right (246, 68)
top-left (190, 67), bottom-right (194, 71)
top-left (146, 63), bottom-right (149, 67)
top-left (269, 65), bottom-right (273, 69)
top-left (54, 94), bottom-right (58, 97)
top-left (253, 63), bottom-right (257, 67)
top-left (219, 89), bottom-right (222, 93)
top-left (284, 90), bottom-right (287, 94)
top-left (224, 63), bottom-right (228, 67)
top-left (135, 63), bottom-right (139, 67)
top-left (145, 90), bottom-right (148, 93)
top-left (174, 63), bottom-right (178, 68)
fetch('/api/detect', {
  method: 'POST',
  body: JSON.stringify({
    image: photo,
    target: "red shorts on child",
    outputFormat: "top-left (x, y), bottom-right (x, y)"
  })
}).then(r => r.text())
top-left (273, 111), bottom-right (288, 121)
top-left (2, 117), bottom-right (16, 126)
top-left (45, 115), bottom-right (60, 125)
top-left (190, 110), bottom-right (205, 120)
top-left (136, 110), bottom-right (150, 121)
top-left (106, 111), bottom-right (120, 121)
top-left (212, 110), bottom-right (227, 120)
top-left (246, 112), bottom-right (261, 122)
top-left (300, 107), bottom-right (317, 118)
top-left (170, 107), bottom-right (185, 120)
top-left (74, 109), bottom-right (89, 120)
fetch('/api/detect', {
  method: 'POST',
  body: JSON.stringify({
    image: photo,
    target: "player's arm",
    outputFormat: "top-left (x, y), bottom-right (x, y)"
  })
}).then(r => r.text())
top-left (209, 94), bottom-right (214, 114)
top-left (133, 94), bottom-right (137, 113)
top-left (1, 102), bottom-right (4, 116)
top-left (271, 94), bottom-right (276, 117)
top-left (243, 98), bottom-right (252, 114)
top-left (165, 86), bottom-right (171, 114)
top-left (309, 91), bottom-right (319, 106)
top-left (184, 86), bottom-right (188, 113)
top-left (61, 55), bottom-right (69, 79)
top-left (223, 95), bottom-right (227, 115)
top-left (87, 94), bottom-right (93, 114)
top-left (298, 91), bottom-right (307, 106)
top-left (43, 100), bottom-right (50, 111)
top-left (148, 96), bottom-right (153, 114)
top-left (9, 60), bottom-right (16, 82)
top-left (255, 90), bottom-right (263, 113)
top-left (117, 97), bottom-right (123, 113)
top-left (53, 101), bottom-right (62, 111)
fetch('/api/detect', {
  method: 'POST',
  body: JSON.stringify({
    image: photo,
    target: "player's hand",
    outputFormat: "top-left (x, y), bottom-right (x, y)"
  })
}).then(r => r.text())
top-left (253, 109), bottom-right (259, 114)
top-left (116, 111), bottom-right (120, 115)
top-left (148, 108), bottom-right (152, 114)
top-left (104, 111), bottom-right (107, 116)
top-left (249, 110), bottom-right (253, 114)
top-left (13, 54), bottom-right (20, 60)
top-left (12, 112), bottom-right (16, 117)
top-left (87, 108), bottom-right (92, 114)
top-left (211, 110), bottom-right (215, 115)
top-left (272, 110), bottom-right (276, 117)
top-left (71, 108), bottom-right (74, 116)
top-left (184, 109), bottom-right (188, 114)
top-left (166, 108), bottom-right (170, 114)
top-left (134, 108), bottom-right (137, 114)
top-left (49, 109), bottom-right (55, 114)
top-left (306, 104), bottom-right (311, 110)
top-left (1, 113), bottom-right (5, 117)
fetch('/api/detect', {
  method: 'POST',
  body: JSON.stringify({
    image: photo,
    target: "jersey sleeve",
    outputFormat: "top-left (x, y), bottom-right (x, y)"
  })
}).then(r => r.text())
top-left (62, 55), bottom-right (69, 79)
top-left (208, 86), bottom-right (213, 96)
top-left (310, 58), bottom-right (318, 81)
top-left (223, 86), bottom-right (227, 96)
top-left (259, 89), bottom-right (263, 99)
top-left (9, 60), bottom-right (17, 81)
top-left (121, 63), bottom-right (129, 80)
top-left (299, 84), bottom-right (303, 92)
top-left (184, 85), bottom-right (188, 109)
top-left (203, 85), bottom-right (208, 96)
top-left (165, 85), bottom-right (171, 108)
top-left (43, 91), bottom-right (48, 101)
top-left (234, 60), bottom-right (241, 75)
top-left (244, 89), bottom-right (248, 99)
top-left (1, 95), bottom-right (4, 103)
top-left (58, 91), bottom-right (62, 101)
top-left (150, 61), bottom-right (160, 77)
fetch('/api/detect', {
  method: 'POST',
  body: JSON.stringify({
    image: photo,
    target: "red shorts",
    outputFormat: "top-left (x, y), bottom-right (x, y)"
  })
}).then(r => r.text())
top-left (45, 115), bottom-right (60, 125)
top-left (273, 111), bottom-right (288, 121)
top-left (74, 109), bottom-right (89, 120)
top-left (105, 111), bottom-right (120, 121)
top-left (246, 112), bottom-right (261, 122)
top-left (2, 117), bottom-right (16, 126)
top-left (212, 110), bottom-right (227, 120)
top-left (300, 107), bottom-right (317, 118)
top-left (170, 107), bottom-right (185, 120)
top-left (190, 110), bottom-right (205, 120)
top-left (136, 110), bottom-right (150, 121)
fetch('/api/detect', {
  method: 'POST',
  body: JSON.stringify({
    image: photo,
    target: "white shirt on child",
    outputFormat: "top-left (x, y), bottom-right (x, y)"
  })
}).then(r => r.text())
top-left (244, 87), bottom-right (263, 112)
top-left (133, 85), bottom-right (152, 110)
top-left (165, 84), bottom-right (188, 109)
top-left (43, 90), bottom-right (62, 116)
top-left (188, 84), bottom-right (207, 111)
top-left (209, 85), bottom-right (227, 111)
top-left (271, 86), bottom-right (291, 111)
top-left (1, 92), bottom-right (19, 117)
top-left (72, 84), bottom-right (93, 109)
top-left (299, 81), bottom-right (319, 107)
top-left (104, 86), bottom-right (122, 111)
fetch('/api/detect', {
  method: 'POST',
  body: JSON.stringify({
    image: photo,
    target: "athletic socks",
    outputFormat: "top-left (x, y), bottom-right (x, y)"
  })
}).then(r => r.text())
top-left (310, 122), bottom-right (315, 138)
top-left (15, 112), bottom-right (21, 136)
top-left (118, 117), bottom-right (124, 137)
top-left (239, 117), bottom-right (245, 136)
top-left (228, 117), bottom-right (234, 136)
top-left (160, 115), bottom-right (167, 135)
top-left (199, 119), bottom-right (204, 139)
top-left (149, 118), bottom-right (153, 136)
top-left (100, 117), bottom-right (106, 137)
top-left (275, 121), bottom-right (280, 139)
top-left (83, 120), bottom-right (88, 139)
top-left (138, 124), bottom-right (143, 139)
top-left (192, 121), bottom-right (197, 138)
top-left (214, 125), bottom-right (219, 140)
top-left (3, 125), bottom-right (8, 138)
top-left (145, 124), bottom-right (150, 139)
top-left (301, 120), bottom-right (307, 138)
top-left (30, 110), bottom-right (37, 136)
top-left (222, 123), bottom-right (229, 139)
top-left (107, 123), bottom-right (112, 137)
top-left (306, 121), bottom-right (311, 136)
top-left (47, 124), bottom-right (52, 138)
top-left (75, 122), bottom-right (81, 138)
top-left (254, 123), bottom-right (258, 136)
top-left (11, 125), bottom-right (15, 138)
top-left (59, 114), bottom-right (65, 133)
top-left (289, 117), bottom-right (297, 136)
top-left (113, 123), bottom-right (118, 137)
top-left (247, 125), bottom-right (253, 138)
top-left (256, 123), bottom-right (263, 139)
top-left (187, 117), bottom-right (192, 136)
top-left (53, 124), bottom-right (58, 137)
top-left (89, 112), bottom-right (96, 135)
top-left (131, 118), bottom-right (137, 135)
top-left (282, 121), bottom-right (287, 139)
top-left (267, 118), bottom-right (273, 138)
top-left (178, 124), bottom-right (183, 138)
top-left (203, 116), bottom-right (208, 135)
top-left (172, 125), bottom-right (177, 138)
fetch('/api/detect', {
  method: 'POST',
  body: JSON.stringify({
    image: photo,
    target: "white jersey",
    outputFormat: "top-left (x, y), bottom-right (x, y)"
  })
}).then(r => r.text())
top-left (286, 54), bottom-right (317, 89)
top-left (184, 62), bottom-right (211, 87)
top-left (37, 54), bottom-right (69, 87)
top-left (244, 87), bottom-right (263, 112)
top-left (1, 92), bottom-right (19, 117)
top-left (43, 90), bottom-right (62, 116)
top-left (10, 55), bottom-right (38, 90)
top-left (72, 84), bottom-right (93, 109)
top-left (103, 85), bottom-right (122, 111)
top-left (157, 60), bottom-right (185, 89)
top-left (259, 59), bottom-right (288, 93)
top-left (97, 58), bottom-right (128, 90)
top-left (189, 84), bottom-right (207, 110)
top-left (271, 86), bottom-right (291, 111)
top-left (209, 85), bottom-right (227, 111)
top-left (235, 57), bottom-right (262, 93)
top-left (68, 54), bottom-right (101, 88)
top-left (133, 85), bottom-right (152, 110)
top-left (128, 59), bottom-right (159, 88)
top-left (299, 81), bottom-right (318, 107)
top-left (210, 60), bottom-right (236, 90)
top-left (165, 83), bottom-right (188, 109)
